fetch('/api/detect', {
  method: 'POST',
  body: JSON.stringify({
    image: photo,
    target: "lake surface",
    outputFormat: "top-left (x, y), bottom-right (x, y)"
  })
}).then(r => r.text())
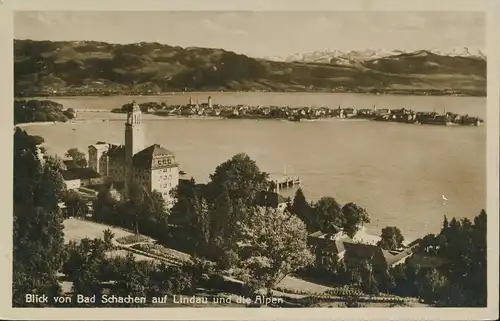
top-left (23, 93), bottom-right (487, 241)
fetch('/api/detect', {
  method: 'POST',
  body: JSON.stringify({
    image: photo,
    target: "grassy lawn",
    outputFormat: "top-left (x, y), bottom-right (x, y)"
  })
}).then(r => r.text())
top-left (276, 276), bottom-right (334, 294)
top-left (63, 218), bottom-right (134, 243)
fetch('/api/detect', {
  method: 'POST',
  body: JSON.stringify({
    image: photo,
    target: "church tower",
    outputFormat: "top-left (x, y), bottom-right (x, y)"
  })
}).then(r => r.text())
top-left (125, 101), bottom-right (144, 167)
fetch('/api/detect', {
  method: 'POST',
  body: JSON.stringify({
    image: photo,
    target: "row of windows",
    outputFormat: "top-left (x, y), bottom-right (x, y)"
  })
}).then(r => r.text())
top-left (156, 158), bottom-right (174, 167)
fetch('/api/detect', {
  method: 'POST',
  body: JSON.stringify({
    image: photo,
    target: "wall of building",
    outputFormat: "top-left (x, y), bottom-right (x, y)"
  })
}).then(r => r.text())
top-left (133, 167), bottom-right (151, 191)
top-left (151, 165), bottom-right (179, 208)
top-left (125, 124), bottom-right (144, 164)
top-left (65, 179), bottom-right (81, 190)
top-left (109, 160), bottom-right (126, 183)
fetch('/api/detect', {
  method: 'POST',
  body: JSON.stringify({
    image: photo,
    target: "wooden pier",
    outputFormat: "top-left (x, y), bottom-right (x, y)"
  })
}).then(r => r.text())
top-left (270, 174), bottom-right (301, 193)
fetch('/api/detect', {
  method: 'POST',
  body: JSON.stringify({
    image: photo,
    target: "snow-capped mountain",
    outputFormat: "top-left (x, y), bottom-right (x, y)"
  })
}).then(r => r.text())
top-left (265, 47), bottom-right (485, 64)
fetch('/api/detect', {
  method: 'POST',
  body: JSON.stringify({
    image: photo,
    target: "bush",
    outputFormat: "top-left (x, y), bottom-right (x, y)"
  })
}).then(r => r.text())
top-left (115, 234), bottom-right (150, 245)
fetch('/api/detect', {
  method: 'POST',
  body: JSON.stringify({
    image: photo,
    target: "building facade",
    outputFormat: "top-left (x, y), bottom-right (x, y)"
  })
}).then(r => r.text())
top-left (88, 101), bottom-right (179, 208)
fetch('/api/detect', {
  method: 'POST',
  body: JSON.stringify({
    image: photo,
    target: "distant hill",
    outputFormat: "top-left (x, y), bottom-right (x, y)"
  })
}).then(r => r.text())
top-left (14, 40), bottom-right (486, 97)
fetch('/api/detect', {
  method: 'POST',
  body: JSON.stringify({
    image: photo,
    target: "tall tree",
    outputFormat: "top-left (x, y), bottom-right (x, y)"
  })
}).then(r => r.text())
top-left (13, 130), bottom-right (67, 307)
top-left (62, 236), bottom-right (110, 306)
top-left (377, 226), bottom-right (405, 250)
top-left (312, 197), bottom-right (344, 232)
top-left (341, 202), bottom-right (370, 238)
top-left (190, 196), bottom-right (211, 256)
top-left (237, 207), bottom-right (314, 295)
top-left (291, 188), bottom-right (313, 230)
top-left (65, 148), bottom-right (87, 168)
top-left (110, 253), bottom-right (154, 307)
top-left (208, 153), bottom-right (269, 206)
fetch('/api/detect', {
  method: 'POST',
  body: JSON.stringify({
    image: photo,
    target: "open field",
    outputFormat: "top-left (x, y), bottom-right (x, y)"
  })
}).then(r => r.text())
top-left (63, 218), bottom-right (135, 243)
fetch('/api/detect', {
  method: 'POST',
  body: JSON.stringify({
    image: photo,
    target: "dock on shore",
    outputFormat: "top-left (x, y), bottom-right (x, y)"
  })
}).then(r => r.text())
top-left (270, 174), bottom-right (301, 193)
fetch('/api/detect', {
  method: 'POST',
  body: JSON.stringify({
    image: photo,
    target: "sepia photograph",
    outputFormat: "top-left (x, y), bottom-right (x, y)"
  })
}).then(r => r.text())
top-left (5, 1), bottom-right (498, 319)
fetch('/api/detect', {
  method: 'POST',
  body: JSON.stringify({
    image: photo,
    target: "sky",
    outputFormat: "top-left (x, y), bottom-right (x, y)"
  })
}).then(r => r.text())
top-left (14, 11), bottom-right (485, 58)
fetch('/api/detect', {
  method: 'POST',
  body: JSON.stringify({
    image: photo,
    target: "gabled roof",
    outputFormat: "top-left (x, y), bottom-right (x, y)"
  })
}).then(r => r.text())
top-left (132, 144), bottom-right (175, 169)
top-left (323, 240), bottom-right (346, 254)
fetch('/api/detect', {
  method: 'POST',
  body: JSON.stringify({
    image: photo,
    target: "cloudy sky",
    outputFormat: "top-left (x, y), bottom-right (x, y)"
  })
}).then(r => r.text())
top-left (14, 11), bottom-right (484, 58)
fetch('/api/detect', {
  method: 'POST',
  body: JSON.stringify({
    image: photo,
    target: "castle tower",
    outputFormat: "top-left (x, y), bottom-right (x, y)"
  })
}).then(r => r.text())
top-left (208, 96), bottom-right (212, 108)
top-left (125, 101), bottom-right (144, 167)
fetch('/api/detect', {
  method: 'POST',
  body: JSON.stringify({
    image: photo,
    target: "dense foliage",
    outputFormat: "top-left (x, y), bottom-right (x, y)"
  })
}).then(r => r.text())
top-left (306, 210), bottom-right (488, 307)
top-left (14, 100), bottom-right (75, 124)
top-left (13, 129), bottom-right (488, 307)
top-left (13, 128), bottom-right (67, 306)
top-left (290, 189), bottom-right (370, 237)
top-left (65, 148), bottom-right (88, 168)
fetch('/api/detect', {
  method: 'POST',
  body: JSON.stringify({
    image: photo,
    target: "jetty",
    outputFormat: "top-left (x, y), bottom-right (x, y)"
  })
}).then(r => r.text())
top-left (270, 174), bottom-right (301, 193)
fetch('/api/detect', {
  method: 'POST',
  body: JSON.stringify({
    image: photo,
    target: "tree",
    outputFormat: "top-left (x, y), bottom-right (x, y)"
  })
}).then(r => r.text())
top-left (65, 148), bottom-right (87, 168)
top-left (62, 236), bottom-right (110, 306)
top-left (441, 215), bottom-right (449, 233)
top-left (110, 253), bottom-right (154, 307)
top-left (291, 188), bottom-right (313, 230)
top-left (190, 196), bottom-right (211, 256)
top-left (13, 206), bottom-right (65, 306)
top-left (237, 207), bottom-right (314, 295)
top-left (208, 153), bottom-right (269, 206)
top-left (341, 202), bottom-right (370, 238)
top-left (312, 197), bottom-right (344, 232)
top-left (150, 263), bottom-right (192, 296)
top-left (377, 226), bottom-right (405, 251)
top-left (139, 190), bottom-right (170, 242)
top-left (416, 268), bottom-right (447, 304)
top-left (64, 191), bottom-right (88, 218)
top-left (13, 130), bottom-right (67, 307)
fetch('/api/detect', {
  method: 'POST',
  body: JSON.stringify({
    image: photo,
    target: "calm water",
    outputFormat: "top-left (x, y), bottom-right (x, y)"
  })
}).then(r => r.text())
top-left (23, 93), bottom-right (486, 241)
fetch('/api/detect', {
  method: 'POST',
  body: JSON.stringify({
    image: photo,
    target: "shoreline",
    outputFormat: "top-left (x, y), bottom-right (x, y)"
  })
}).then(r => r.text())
top-left (14, 113), bottom-right (373, 128)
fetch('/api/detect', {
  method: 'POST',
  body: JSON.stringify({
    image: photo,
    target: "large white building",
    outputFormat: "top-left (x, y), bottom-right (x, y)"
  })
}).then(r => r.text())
top-left (88, 101), bottom-right (179, 208)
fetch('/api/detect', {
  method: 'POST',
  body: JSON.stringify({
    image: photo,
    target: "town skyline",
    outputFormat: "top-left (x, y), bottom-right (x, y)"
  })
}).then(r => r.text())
top-left (14, 11), bottom-right (484, 59)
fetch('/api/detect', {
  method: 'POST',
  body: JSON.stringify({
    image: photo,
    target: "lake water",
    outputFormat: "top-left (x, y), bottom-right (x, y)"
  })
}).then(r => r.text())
top-left (22, 93), bottom-right (486, 241)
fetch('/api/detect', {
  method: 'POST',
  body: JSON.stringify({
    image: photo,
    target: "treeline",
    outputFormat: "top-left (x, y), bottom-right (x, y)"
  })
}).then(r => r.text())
top-left (14, 99), bottom-right (76, 125)
top-left (290, 183), bottom-right (487, 306)
top-left (12, 127), bottom-right (214, 307)
top-left (13, 127), bottom-right (487, 307)
top-left (91, 153), bottom-right (314, 295)
top-left (302, 210), bottom-right (487, 307)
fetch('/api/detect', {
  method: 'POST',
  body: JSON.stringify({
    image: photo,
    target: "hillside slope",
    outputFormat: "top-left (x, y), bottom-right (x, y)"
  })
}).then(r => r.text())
top-left (14, 40), bottom-right (486, 96)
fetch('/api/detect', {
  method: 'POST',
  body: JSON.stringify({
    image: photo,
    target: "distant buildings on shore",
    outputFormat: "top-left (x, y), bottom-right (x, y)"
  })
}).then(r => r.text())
top-left (116, 96), bottom-right (483, 126)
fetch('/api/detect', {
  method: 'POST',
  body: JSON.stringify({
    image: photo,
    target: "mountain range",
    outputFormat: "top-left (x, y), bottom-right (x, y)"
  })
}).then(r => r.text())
top-left (14, 40), bottom-right (486, 97)
top-left (265, 47), bottom-right (486, 64)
